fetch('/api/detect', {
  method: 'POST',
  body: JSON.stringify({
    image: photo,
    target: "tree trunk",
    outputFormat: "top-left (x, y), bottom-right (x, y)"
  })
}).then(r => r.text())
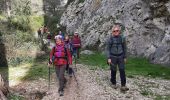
top-left (0, 74), bottom-right (8, 100)
top-left (4, 0), bottom-right (11, 17)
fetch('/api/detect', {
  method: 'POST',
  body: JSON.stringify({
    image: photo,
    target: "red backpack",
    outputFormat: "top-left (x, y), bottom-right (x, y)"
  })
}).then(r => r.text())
top-left (52, 44), bottom-right (67, 62)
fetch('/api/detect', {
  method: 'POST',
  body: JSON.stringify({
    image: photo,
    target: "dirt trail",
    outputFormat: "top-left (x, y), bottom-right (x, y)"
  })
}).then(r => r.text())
top-left (10, 64), bottom-right (170, 100)
top-left (9, 41), bottom-right (170, 100)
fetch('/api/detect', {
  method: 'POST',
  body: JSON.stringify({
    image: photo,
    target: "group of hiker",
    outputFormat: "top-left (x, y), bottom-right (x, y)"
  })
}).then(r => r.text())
top-left (40, 23), bottom-right (129, 96)
top-left (47, 31), bottom-right (81, 96)
top-left (37, 25), bottom-right (48, 39)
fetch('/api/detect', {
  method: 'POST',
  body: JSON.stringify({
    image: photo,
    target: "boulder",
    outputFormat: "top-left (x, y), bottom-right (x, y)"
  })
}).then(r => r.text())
top-left (80, 50), bottom-right (94, 55)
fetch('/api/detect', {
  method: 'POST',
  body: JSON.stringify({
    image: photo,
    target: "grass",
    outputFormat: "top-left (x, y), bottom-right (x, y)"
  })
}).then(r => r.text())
top-left (2, 51), bottom-right (170, 86)
top-left (14, 53), bottom-right (55, 81)
top-left (78, 0), bottom-right (85, 3)
top-left (140, 88), bottom-right (153, 96)
top-left (7, 94), bottom-right (25, 100)
top-left (79, 53), bottom-right (170, 79)
top-left (154, 95), bottom-right (170, 100)
top-left (0, 53), bottom-right (54, 87)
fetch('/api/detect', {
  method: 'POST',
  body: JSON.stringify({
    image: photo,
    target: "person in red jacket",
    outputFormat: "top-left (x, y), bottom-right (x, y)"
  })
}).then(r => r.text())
top-left (48, 35), bottom-right (72, 96)
top-left (72, 32), bottom-right (81, 59)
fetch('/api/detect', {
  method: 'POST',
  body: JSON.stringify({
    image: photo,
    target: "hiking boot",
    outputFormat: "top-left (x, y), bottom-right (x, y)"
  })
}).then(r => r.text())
top-left (120, 86), bottom-right (129, 91)
top-left (69, 73), bottom-right (72, 77)
top-left (111, 84), bottom-right (117, 89)
top-left (59, 90), bottom-right (64, 96)
top-left (64, 79), bottom-right (67, 87)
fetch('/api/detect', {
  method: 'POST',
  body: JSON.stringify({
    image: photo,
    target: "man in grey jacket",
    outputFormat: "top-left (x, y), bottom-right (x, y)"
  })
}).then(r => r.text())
top-left (106, 25), bottom-right (129, 91)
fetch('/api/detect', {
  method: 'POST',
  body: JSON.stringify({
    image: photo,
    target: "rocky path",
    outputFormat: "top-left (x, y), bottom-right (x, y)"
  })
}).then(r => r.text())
top-left (9, 41), bottom-right (170, 100)
top-left (10, 64), bottom-right (170, 100)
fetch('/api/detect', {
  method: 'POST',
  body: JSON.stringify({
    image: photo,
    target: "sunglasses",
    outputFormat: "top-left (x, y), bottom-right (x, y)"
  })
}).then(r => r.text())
top-left (113, 30), bottom-right (120, 32)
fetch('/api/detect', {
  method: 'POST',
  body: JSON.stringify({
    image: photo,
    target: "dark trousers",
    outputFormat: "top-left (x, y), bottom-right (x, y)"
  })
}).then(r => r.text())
top-left (66, 64), bottom-right (73, 75)
top-left (55, 65), bottom-right (66, 91)
top-left (110, 55), bottom-right (126, 86)
top-left (73, 47), bottom-right (80, 59)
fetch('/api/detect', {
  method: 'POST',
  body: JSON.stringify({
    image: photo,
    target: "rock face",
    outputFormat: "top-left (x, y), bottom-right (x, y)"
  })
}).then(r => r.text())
top-left (60, 0), bottom-right (170, 66)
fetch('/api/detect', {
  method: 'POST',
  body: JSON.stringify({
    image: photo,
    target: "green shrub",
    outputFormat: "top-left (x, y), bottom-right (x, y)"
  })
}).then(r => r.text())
top-left (8, 15), bottom-right (31, 32)
top-left (29, 16), bottom-right (44, 31)
top-left (44, 15), bottom-right (60, 33)
top-left (9, 56), bottom-right (34, 67)
top-left (0, 15), bottom-right (6, 21)
top-left (8, 94), bottom-right (25, 100)
top-left (78, 0), bottom-right (85, 3)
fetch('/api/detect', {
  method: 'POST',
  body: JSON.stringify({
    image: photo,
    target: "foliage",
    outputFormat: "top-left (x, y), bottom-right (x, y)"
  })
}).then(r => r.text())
top-left (155, 95), bottom-right (170, 100)
top-left (78, 0), bottom-right (85, 3)
top-left (9, 56), bottom-right (34, 67)
top-left (21, 54), bottom-right (54, 81)
top-left (29, 16), bottom-right (44, 31)
top-left (7, 94), bottom-right (25, 100)
top-left (11, 0), bottom-right (32, 15)
top-left (8, 15), bottom-right (31, 32)
top-left (44, 15), bottom-right (62, 33)
top-left (45, 0), bottom-right (61, 14)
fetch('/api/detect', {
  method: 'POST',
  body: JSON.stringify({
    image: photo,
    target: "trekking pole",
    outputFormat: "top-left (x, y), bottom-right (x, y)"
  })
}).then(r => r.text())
top-left (48, 66), bottom-right (51, 90)
top-left (75, 55), bottom-right (77, 71)
top-left (48, 59), bottom-right (52, 90)
top-left (72, 68), bottom-right (79, 87)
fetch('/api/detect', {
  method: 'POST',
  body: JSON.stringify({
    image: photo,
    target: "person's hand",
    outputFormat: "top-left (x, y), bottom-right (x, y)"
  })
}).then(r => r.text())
top-left (108, 59), bottom-right (111, 64)
top-left (48, 63), bottom-right (51, 67)
top-left (47, 59), bottom-right (52, 67)
top-left (50, 59), bottom-right (52, 63)
top-left (124, 58), bottom-right (127, 64)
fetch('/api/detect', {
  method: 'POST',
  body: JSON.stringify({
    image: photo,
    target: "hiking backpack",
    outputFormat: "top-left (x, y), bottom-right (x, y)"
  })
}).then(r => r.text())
top-left (109, 35), bottom-right (125, 55)
top-left (52, 44), bottom-right (67, 62)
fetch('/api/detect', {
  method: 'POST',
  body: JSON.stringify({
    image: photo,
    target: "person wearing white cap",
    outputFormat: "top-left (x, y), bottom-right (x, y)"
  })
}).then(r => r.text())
top-left (48, 35), bottom-right (72, 96)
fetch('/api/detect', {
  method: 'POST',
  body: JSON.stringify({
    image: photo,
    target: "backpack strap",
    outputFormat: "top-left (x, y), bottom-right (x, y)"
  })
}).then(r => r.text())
top-left (52, 46), bottom-right (56, 62)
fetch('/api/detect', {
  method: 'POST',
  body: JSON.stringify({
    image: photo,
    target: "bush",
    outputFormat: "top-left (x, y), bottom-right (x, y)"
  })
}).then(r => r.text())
top-left (78, 0), bottom-right (85, 3)
top-left (44, 15), bottom-right (60, 33)
top-left (29, 16), bottom-right (44, 31)
top-left (8, 15), bottom-right (31, 32)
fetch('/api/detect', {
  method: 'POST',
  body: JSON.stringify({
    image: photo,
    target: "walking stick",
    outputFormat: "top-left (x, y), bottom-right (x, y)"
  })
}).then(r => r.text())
top-left (48, 65), bottom-right (51, 90)
top-left (48, 59), bottom-right (53, 90)
top-left (72, 68), bottom-right (79, 87)
top-left (74, 55), bottom-right (77, 71)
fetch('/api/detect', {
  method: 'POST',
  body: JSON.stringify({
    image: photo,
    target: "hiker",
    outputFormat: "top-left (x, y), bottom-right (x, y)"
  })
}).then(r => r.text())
top-left (72, 32), bottom-right (81, 59)
top-left (48, 35), bottom-right (72, 96)
top-left (58, 31), bottom-right (64, 40)
top-left (37, 27), bottom-right (42, 38)
top-left (106, 25), bottom-right (129, 91)
top-left (47, 32), bottom-right (52, 45)
top-left (43, 25), bottom-right (48, 34)
top-left (64, 35), bottom-right (73, 77)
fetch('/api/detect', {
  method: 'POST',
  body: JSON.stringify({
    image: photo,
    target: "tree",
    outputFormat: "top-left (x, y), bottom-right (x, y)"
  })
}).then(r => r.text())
top-left (43, 0), bottom-right (61, 15)
top-left (0, 74), bottom-right (8, 100)
top-left (5, 0), bottom-right (11, 17)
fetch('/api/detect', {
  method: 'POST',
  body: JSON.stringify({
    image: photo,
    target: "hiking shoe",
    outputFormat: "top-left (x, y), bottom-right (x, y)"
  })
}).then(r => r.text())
top-left (69, 73), bottom-right (72, 77)
top-left (111, 84), bottom-right (117, 89)
top-left (64, 79), bottom-right (67, 87)
top-left (59, 90), bottom-right (64, 96)
top-left (120, 86), bottom-right (129, 91)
